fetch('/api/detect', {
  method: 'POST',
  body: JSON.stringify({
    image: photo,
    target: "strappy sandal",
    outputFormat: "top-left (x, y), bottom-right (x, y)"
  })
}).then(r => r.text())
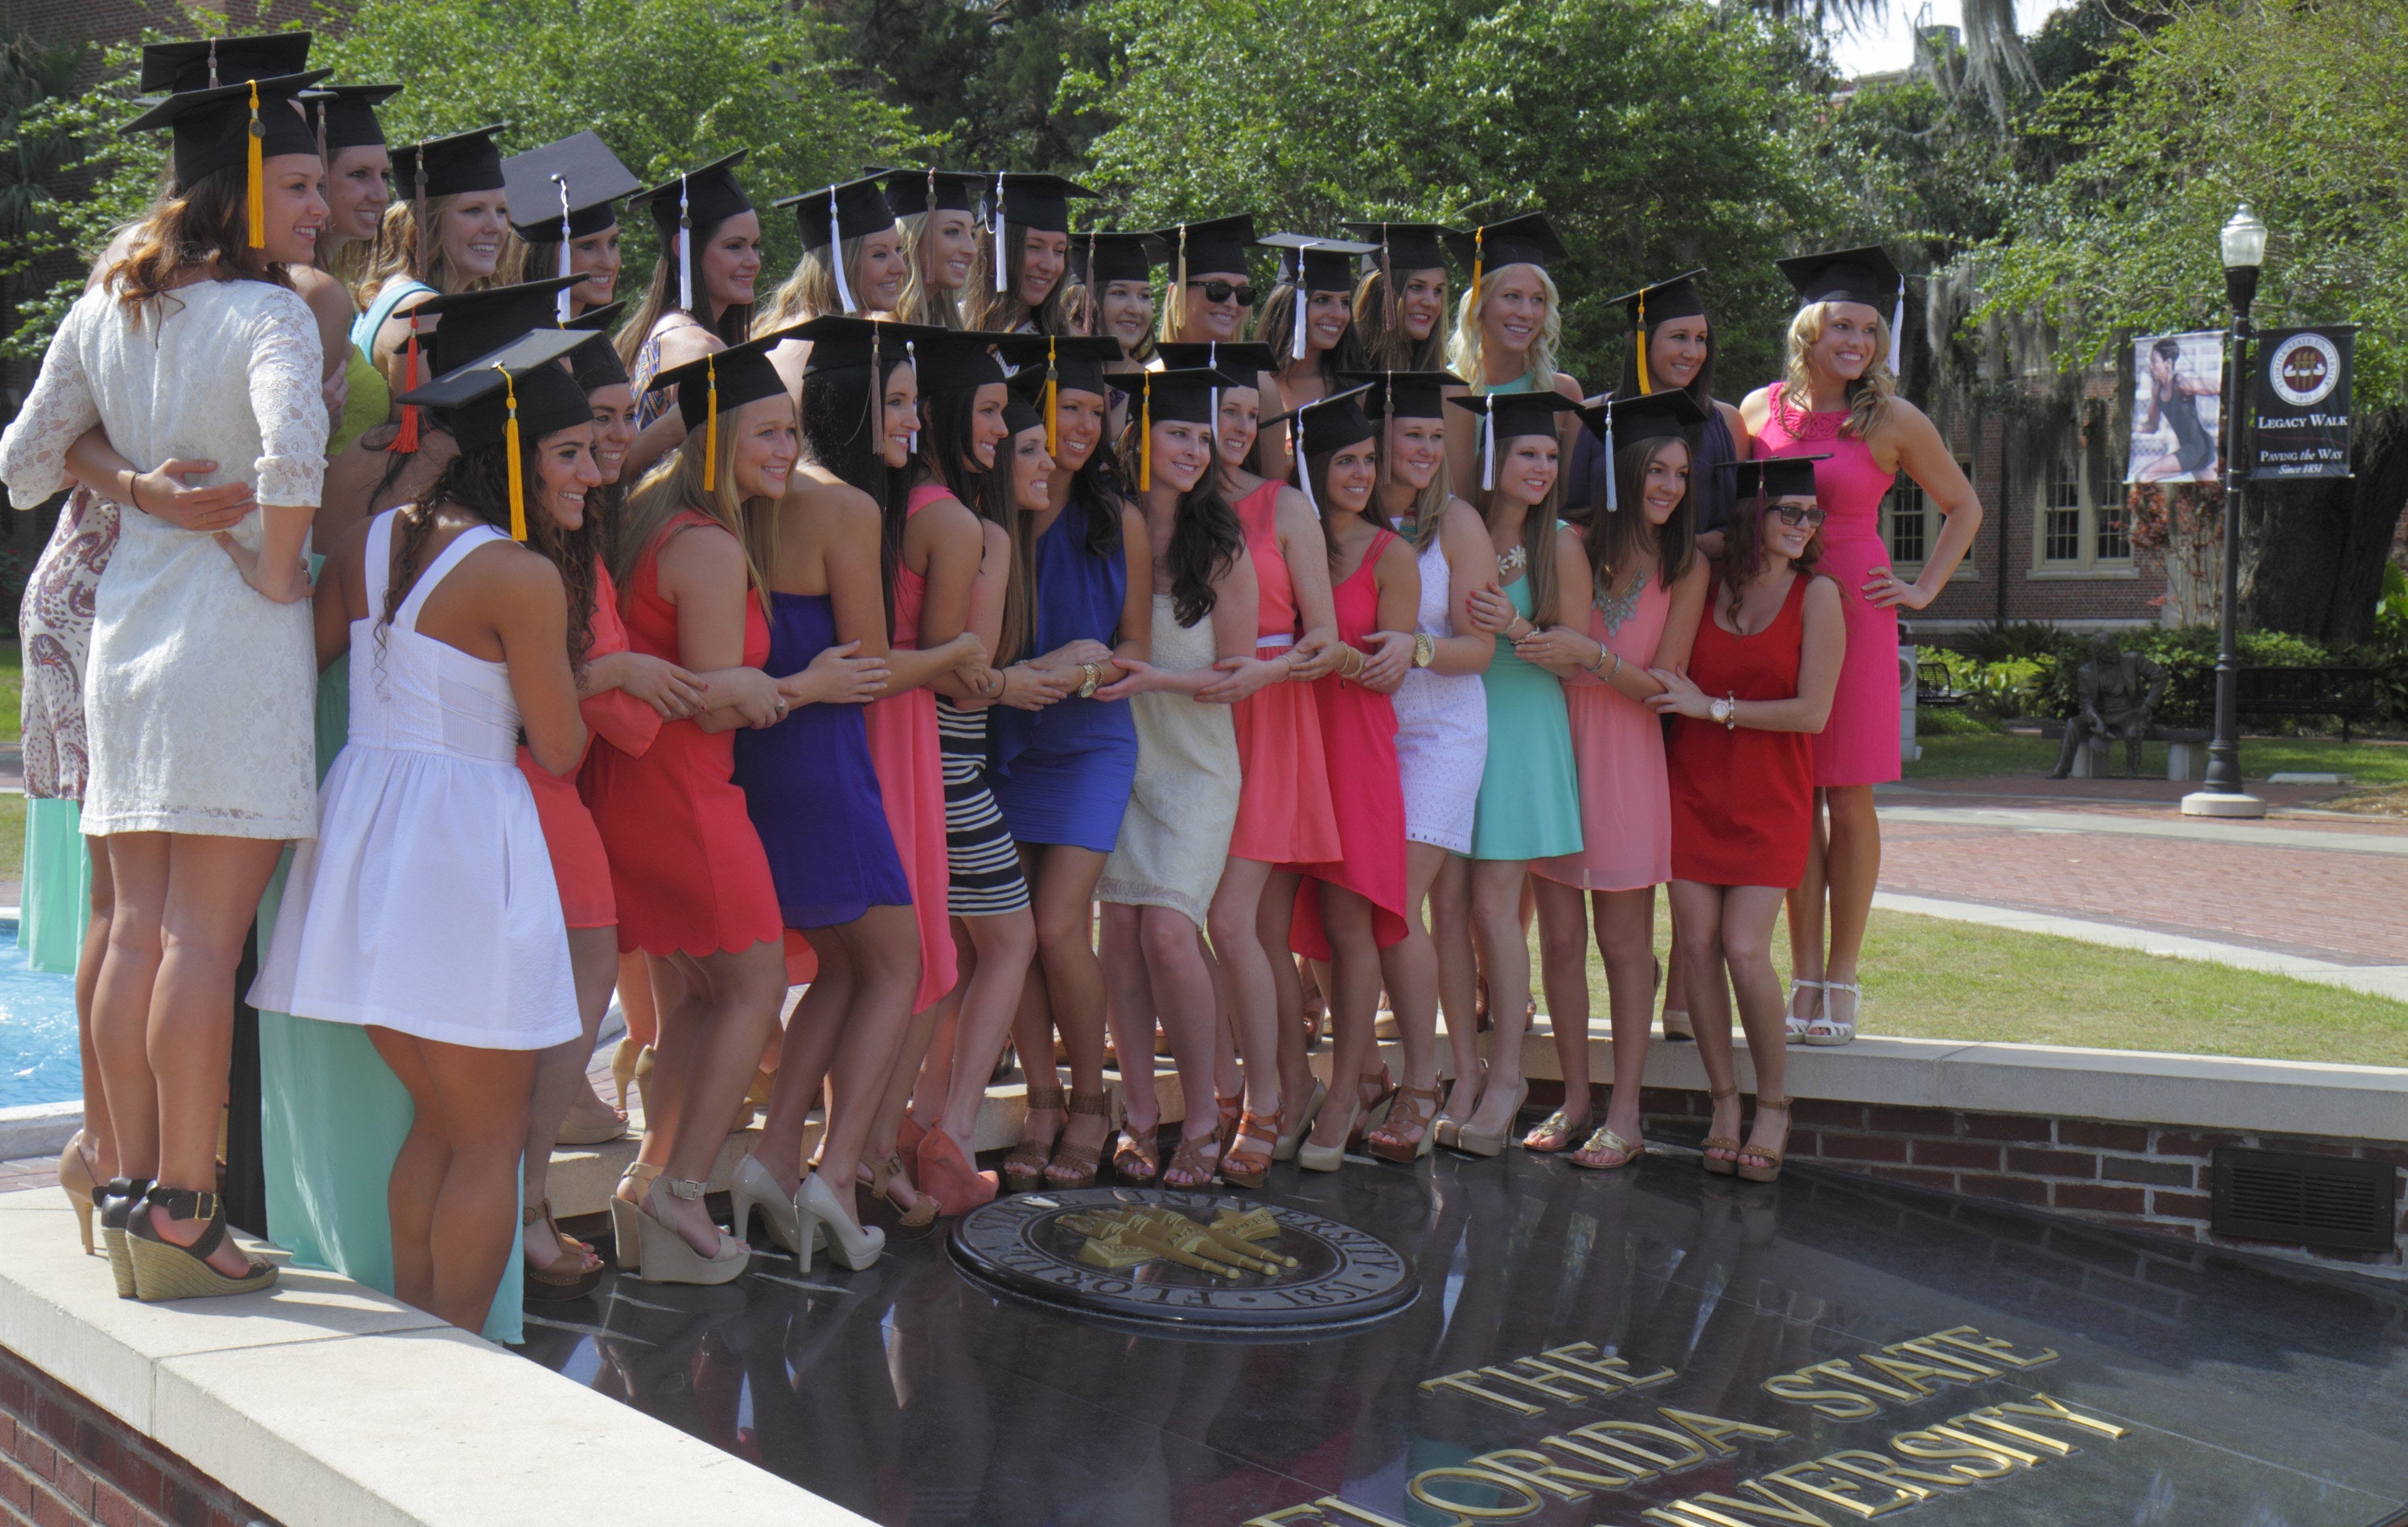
top-left (1214, 1090), bottom-right (1243, 1151)
top-left (1570, 1124), bottom-right (1644, 1170)
top-left (1783, 979), bottom-right (1824, 1044)
top-left (1350, 1065), bottom-right (1399, 1147)
top-left (1161, 1129), bottom-right (1221, 1188)
top-left (1005, 1084), bottom-right (1066, 1193)
top-left (1804, 982), bottom-right (1859, 1046)
top-left (1113, 1122), bottom-right (1162, 1184)
top-left (127, 1188), bottom-right (277, 1302)
top-left (866, 1152), bottom-right (939, 1233)
top-left (1044, 1089), bottom-right (1115, 1189)
top-left (608, 1161), bottom-right (663, 1272)
top-left (1368, 1084), bottom-right (1444, 1164)
top-left (524, 1200), bottom-right (603, 1301)
top-left (1737, 1098), bottom-right (1791, 1183)
top-left (916, 1128), bottom-right (996, 1215)
top-left (1521, 1107), bottom-right (1585, 1154)
top-left (1220, 1110), bottom-right (1280, 1189)
top-left (1700, 1086), bottom-right (1744, 1177)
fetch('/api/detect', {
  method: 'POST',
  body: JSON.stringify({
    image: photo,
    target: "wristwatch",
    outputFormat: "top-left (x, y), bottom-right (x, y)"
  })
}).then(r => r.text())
top-left (1077, 662), bottom-right (1101, 700)
top-left (1412, 633), bottom-right (1435, 669)
top-left (1710, 695), bottom-right (1737, 730)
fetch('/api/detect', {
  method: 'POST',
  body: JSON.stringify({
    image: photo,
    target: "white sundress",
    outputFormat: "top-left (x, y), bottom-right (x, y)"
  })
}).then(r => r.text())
top-left (1389, 526), bottom-right (1488, 855)
top-left (249, 510), bottom-right (577, 1049)
top-left (0, 277), bottom-right (324, 838)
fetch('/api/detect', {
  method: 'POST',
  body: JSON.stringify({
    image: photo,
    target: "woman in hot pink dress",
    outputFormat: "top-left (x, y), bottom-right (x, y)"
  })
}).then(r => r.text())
top-left (1525, 393), bottom-right (1710, 1169)
top-left (1742, 246), bottom-right (1981, 1046)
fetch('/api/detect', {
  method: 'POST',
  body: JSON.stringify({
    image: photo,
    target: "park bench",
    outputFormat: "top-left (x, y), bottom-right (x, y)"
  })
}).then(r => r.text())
top-left (2040, 718), bottom-right (2213, 781)
top-left (1914, 659), bottom-right (1966, 709)
top-left (2234, 664), bottom-right (2383, 741)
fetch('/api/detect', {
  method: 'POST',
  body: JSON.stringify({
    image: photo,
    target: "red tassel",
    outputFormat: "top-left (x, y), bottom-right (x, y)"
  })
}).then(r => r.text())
top-left (393, 322), bottom-right (422, 454)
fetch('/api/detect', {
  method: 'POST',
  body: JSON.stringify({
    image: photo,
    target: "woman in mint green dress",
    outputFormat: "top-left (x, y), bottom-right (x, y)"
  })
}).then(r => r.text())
top-left (1445, 390), bottom-right (1589, 1160)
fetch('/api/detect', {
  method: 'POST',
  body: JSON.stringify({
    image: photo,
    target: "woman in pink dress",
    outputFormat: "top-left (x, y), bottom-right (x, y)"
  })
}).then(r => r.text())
top-left (1524, 394), bottom-right (1710, 1168)
top-left (1742, 247), bottom-right (1980, 1046)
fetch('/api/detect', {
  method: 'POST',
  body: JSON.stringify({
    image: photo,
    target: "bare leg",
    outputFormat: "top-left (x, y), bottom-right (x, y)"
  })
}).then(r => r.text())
top-left (523, 926), bottom-right (619, 1236)
top-left (1304, 885), bottom-right (1383, 1150)
top-left (92, 834), bottom-right (168, 1182)
top-left (1258, 869), bottom-right (1312, 1114)
top-left (77, 844), bottom-right (117, 1179)
top-left (639, 940), bottom-right (787, 1255)
top-left (1592, 887), bottom-right (1655, 1148)
top-left (368, 1028), bottom-right (537, 1333)
top-left (1530, 875), bottom-right (1593, 1139)
top-left (939, 910), bottom-right (1036, 1151)
top-left (754, 908), bottom-right (920, 1229)
top-left (1718, 885), bottom-right (1794, 1163)
top-left (1427, 850), bottom-right (1482, 1123)
top-left (618, 950), bottom-right (660, 1047)
top-left (1820, 784), bottom-right (1880, 990)
top-left (1099, 903), bottom-right (1160, 1142)
top-left (1022, 844), bottom-right (1113, 1180)
top-left (1670, 879), bottom-right (1742, 1170)
top-left (1463, 859), bottom-right (1535, 1141)
top-left (1206, 856), bottom-right (1283, 1123)
top-left (1140, 907), bottom-right (1223, 1180)
top-left (1376, 855), bottom-right (1441, 1099)
top-left (858, 995), bottom-right (941, 1209)
top-left (1785, 790), bottom-right (1829, 1023)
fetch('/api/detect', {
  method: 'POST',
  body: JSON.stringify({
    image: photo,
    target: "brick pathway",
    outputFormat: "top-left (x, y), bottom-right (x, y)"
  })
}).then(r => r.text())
top-left (1876, 781), bottom-right (2408, 967)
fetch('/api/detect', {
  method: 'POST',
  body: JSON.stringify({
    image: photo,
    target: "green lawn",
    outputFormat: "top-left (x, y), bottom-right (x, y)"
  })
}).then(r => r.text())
top-left (1536, 902), bottom-right (2408, 1068)
top-left (1905, 729), bottom-right (2408, 784)
top-left (0, 639), bottom-right (19, 746)
top-left (0, 792), bottom-right (21, 887)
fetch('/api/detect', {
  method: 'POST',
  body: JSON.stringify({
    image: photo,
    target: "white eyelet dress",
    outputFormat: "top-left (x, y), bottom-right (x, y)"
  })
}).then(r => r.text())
top-left (1388, 524), bottom-right (1488, 855)
top-left (249, 510), bottom-right (577, 1049)
top-left (0, 279), bottom-right (323, 839)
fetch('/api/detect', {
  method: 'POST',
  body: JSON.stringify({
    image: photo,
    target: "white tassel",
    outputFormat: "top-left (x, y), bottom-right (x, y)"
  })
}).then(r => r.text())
top-left (905, 340), bottom-right (919, 455)
top-left (1290, 266), bottom-right (1307, 361)
top-left (1888, 276), bottom-right (1905, 376)
top-left (1480, 409), bottom-right (1495, 492)
top-left (676, 172), bottom-right (693, 314)
top-left (1603, 410), bottom-right (1618, 512)
top-left (829, 186), bottom-right (856, 314)
top-left (1298, 404), bottom-right (1318, 517)
top-left (1207, 342), bottom-right (1220, 448)
top-left (992, 174), bottom-right (1007, 295)
top-left (554, 176), bottom-right (573, 322)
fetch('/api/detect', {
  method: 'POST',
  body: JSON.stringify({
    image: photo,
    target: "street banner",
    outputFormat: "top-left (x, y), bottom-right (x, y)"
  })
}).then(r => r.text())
top-left (2127, 330), bottom-right (2224, 484)
top-left (2254, 325), bottom-right (2354, 479)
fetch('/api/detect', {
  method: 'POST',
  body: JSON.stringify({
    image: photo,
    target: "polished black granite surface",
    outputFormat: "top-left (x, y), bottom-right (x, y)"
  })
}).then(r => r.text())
top-left (520, 1147), bottom-right (2408, 1526)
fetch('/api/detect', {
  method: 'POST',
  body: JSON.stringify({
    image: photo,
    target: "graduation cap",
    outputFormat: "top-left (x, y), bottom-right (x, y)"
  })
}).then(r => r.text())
top-left (413, 274), bottom-right (585, 374)
top-left (391, 125), bottom-right (507, 206)
top-left (122, 71), bottom-right (330, 248)
top-left (305, 83), bottom-right (400, 155)
top-left (1340, 369), bottom-right (1463, 421)
top-left (503, 133), bottom-right (642, 320)
top-left (1127, 368), bottom-right (1237, 490)
top-left (1149, 214), bottom-right (1256, 293)
top-left (138, 32), bottom-right (310, 95)
top-left (1070, 230), bottom-right (1165, 289)
top-left (1605, 269), bottom-right (1707, 396)
top-left (1002, 388), bottom-right (1045, 441)
top-left (872, 166), bottom-right (981, 220)
top-left (1264, 384), bottom-right (1376, 514)
top-left (995, 334), bottom-right (1122, 455)
top-left (771, 174), bottom-right (896, 315)
top-left (1444, 213), bottom-right (1565, 323)
top-left (978, 173), bottom-right (1096, 294)
top-left (395, 328), bottom-right (590, 540)
top-left (1575, 390), bottom-right (1706, 513)
top-left (1339, 220), bottom-right (1453, 276)
top-left (566, 302), bottom-right (629, 392)
top-left (1776, 245), bottom-right (1905, 374)
top-left (1447, 388), bottom-right (1581, 491)
top-left (1259, 234), bottom-right (1381, 358)
top-left (910, 330), bottom-right (1009, 398)
top-left (633, 152), bottom-right (752, 318)
top-left (1720, 454), bottom-right (1831, 528)
top-left (642, 329), bottom-right (796, 491)
top-left (1157, 342), bottom-right (1276, 449)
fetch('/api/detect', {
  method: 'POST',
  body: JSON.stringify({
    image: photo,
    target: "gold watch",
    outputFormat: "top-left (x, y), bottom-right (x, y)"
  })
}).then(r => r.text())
top-left (1077, 662), bottom-right (1101, 700)
top-left (1412, 633), bottom-right (1435, 669)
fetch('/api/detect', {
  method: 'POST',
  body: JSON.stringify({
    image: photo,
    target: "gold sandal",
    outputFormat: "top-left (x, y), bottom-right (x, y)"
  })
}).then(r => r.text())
top-left (1700, 1086), bottom-right (1743, 1176)
top-left (1737, 1098), bottom-right (1790, 1184)
top-left (1045, 1090), bottom-right (1116, 1188)
top-left (1521, 1107), bottom-right (1584, 1154)
top-left (1571, 1124), bottom-right (1644, 1170)
top-left (1005, 1084), bottom-right (1066, 1192)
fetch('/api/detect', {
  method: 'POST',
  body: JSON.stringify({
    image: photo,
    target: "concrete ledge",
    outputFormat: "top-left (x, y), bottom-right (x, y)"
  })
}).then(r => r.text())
top-left (0, 1099), bottom-right (83, 1160)
top-left (0, 1188), bottom-right (866, 1526)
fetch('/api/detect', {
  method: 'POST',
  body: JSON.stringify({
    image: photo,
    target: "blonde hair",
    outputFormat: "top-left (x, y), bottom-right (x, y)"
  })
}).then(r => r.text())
top-left (1383, 417), bottom-right (1457, 552)
top-left (894, 211), bottom-right (965, 329)
top-left (356, 195), bottom-right (495, 313)
top-left (1783, 302), bottom-right (1896, 439)
top-left (614, 404), bottom-right (781, 617)
top-left (1446, 262), bottom-right (1562, 393)
top-left (758, 236), bottom-right (872, 330)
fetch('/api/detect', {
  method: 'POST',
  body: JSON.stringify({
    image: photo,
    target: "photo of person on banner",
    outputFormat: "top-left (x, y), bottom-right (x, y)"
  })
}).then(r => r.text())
top-left (2128, 330), bottom-right (2224, 483)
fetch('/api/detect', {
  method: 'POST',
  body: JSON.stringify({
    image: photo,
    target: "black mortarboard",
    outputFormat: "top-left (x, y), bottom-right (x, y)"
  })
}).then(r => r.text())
top-left (306, 83), bottom-right (400, 154)
top-left (1340, 220), bottom-right (1453, 275)
top-left (1607, 269), bottom-right (1709, 397)
top-left (976, 172), bottom-right (1095, 235)
top-left (1448, 388), bottom-right (1581, 491)
top-left (391, 125), bottom-right (507, 201)
top-left (789, 315), bottom-right (945, 377)
top-left (1721, 455), bottom-right (1829, 503)
top-left (567, 302), bottom-right (630, 392)
top-left (1777, 245), bottom-right (1907, 372)
top-left (776, 174), bottom-right (896, 251)
top-left (1150, 214), bottom-right (1256, 280)
top-left (1443, 213), bottom-right (1566, 277)
top-left (1268, 384), bottom-right (1377, 457)
top-left (1070, 230), bottom-right (1165, 288)
top-left (121, 71), bottom-right (328, 203)
top-left (413, 274), bottom-right (584, 373)
top-left (632, 152), bottom-right (752, 316)
top-left (872, 166), bottom-right (980, 219)
top-left (996, 334), bottom-right (1123, 454)
top-left (1342, 369), bottom-right (1463, 421)
top-left (395, 329), bottom-right (591, 538)
top-left (503, 133), bottom-right (640, 244)
top-left (643, 331), bottom-right (799, 489)
top-left (138, 32), bottom-right (311, 94)
top-left (1003, 390), bottom-right (1045, 440)
top-left (1156, 341), bottom-right (1278, 381)
top-left (1576, 390), bottom-right (1706, 511)
top-left (910, 331), bottom-right (1009, 397)
top-left (1128, 367), bottom-right (1237, 489)
top-left (1259, 234), bottom-right (1380, 294)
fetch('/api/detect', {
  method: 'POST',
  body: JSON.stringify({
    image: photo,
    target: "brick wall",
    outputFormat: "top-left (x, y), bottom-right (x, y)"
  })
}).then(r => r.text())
top-left (1526, 1081), bottom-right (2406, 1278)
top-left (0, 1346), bottom-right (273, 1527)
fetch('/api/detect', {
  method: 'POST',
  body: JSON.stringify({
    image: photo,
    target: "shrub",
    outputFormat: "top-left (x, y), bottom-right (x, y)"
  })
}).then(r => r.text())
top-left (2032, 626), bottom-right (2340, 729)
top-left (1961, 618), bottom-right (2066, 663)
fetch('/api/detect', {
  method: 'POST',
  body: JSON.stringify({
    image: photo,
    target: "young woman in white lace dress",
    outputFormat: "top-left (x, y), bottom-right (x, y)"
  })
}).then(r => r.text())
top-left (0, 77), bottom-right (327, 1296)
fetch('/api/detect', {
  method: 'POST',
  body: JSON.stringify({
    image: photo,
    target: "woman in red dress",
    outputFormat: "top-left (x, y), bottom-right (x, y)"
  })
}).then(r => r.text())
top-left (1649, 457), bottom-right (1843, 1185)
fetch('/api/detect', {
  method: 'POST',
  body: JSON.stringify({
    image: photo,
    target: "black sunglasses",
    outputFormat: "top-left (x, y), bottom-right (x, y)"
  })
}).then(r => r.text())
top-left (1768, 503), bottom-right (1827, 528)
top-left (1188, 279), bottom-right (1257, 306)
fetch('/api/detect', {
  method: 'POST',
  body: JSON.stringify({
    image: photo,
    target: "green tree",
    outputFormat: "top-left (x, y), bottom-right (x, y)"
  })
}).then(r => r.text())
top-left (830, 0), bottom-right (1115, 171)
top-left (1076, 0), bottom-right (1831, 388)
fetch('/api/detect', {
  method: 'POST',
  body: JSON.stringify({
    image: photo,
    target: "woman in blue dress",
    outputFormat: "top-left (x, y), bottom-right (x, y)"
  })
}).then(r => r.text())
top-left (989, 339), bottom-right (1152, 1188)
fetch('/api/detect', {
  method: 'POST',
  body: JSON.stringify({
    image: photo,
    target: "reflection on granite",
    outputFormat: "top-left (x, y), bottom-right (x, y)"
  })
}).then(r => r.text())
top-left (517, 1149), bottom-right (2408, 1526)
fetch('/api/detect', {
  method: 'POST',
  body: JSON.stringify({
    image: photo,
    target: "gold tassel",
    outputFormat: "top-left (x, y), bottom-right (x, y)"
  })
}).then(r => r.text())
top-left (1139, 376), bottom-right (1151, 491)
top-left (701, 355), bottom-right (718, 493)
top-left (244, 81), bottom-right (265, 249)
top-left (1636, 292), bottom-right (1650, 396)
top-left (1469, 227), bottom-right (1484, 330)
top-left (1044, 337), bottom-right (1058, 458)
top-left (502, 368), bottom-right (527, 540)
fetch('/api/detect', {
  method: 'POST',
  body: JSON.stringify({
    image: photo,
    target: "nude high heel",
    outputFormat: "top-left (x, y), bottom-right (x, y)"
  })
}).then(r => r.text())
top-left (608, 1161), bottom-right (662, 1273)
top-left (1296, 1100), bottom-right (1358, 1173)
top-left (1453, 1079), bottom-right (1528, 1159)
top-left (610, 1037), bottom-right (644, 1115)
top-left (1272, 1078), bottom-right (1327, 1163)
top-left (629, 1176), bottom-right (750, 1285)
top-left (798, 1172), bottom-right (886, 1272)
top-left (731, 1155), bottom-right (807, 1257)
top-left (55, 1139), bottom-right (97, 1257)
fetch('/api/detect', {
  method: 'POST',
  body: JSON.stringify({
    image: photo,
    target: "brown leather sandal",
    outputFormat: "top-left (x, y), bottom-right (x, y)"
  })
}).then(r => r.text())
top-left (1113, 1123), bottom-right (1161, 1184)
top-left (867, 1152), bottom-right (939, 1231)
top-left (1161, 1130), bottom-right (1221, 1188)
top-left (1045, 1090), bottom-right (1115, 1188)
top-left (1736, 1098), bottom-right (1790, 1184)
top-left (1349, 1065), bottom-right (1398, 1148)
top-left (1220, 1110), bottom-right (1280, 1189)
top-left (1368, 1084), bottom-right (1444, 1164)
top-left (1005, 1084), bottom-right (1066, 1192)
top-left (1700, 1086), bottom-right (1743, 1176)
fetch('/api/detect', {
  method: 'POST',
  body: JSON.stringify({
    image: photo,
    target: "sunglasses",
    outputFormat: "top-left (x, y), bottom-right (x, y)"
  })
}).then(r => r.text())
top-left (1188, 279), bottom-right (1257, 306)
top-left (1767, 503), bottom-right (1827, 529)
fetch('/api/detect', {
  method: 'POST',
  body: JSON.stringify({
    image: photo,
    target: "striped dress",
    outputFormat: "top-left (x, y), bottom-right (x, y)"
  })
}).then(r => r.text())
top-left (937, 696), bottom-right (1031, 916)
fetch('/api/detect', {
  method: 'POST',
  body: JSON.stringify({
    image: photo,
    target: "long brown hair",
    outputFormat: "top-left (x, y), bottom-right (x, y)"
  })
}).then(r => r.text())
top-left (1473, 439), bottom-right (1564, 626)
top-left (1716, 483), bottom-right (1823, 624)
top-left (1352, 266), bottom-right (1448, 371)
top-left (963, 221), bottom-right (1067, 335)
top-left (1584, 435), bottom-right (1695, 593)
top-left (377, 435), bottom-right (595, 675)
top-left (105, 165), bottom-right (288, 310)
top-left (356, 195), bottom-right (495, 311)
top-left (894, 211), bottom-right (965, 330)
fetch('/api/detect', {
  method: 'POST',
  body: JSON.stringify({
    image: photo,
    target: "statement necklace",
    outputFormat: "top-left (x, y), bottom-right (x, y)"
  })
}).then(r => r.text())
top-left (1496, 543), bottom-right (1527, 578)
top-left (1594, 566), bottom-right (1646, 634)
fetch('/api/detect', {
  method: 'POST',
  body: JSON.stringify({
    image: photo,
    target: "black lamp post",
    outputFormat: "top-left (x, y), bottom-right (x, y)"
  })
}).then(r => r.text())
top-left (2183, 201), bottom-right (2269, 819)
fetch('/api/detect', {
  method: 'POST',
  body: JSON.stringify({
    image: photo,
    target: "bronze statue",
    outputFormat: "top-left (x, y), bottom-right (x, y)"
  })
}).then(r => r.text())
top-left (2050, 634), bottom-right (2168, 778)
